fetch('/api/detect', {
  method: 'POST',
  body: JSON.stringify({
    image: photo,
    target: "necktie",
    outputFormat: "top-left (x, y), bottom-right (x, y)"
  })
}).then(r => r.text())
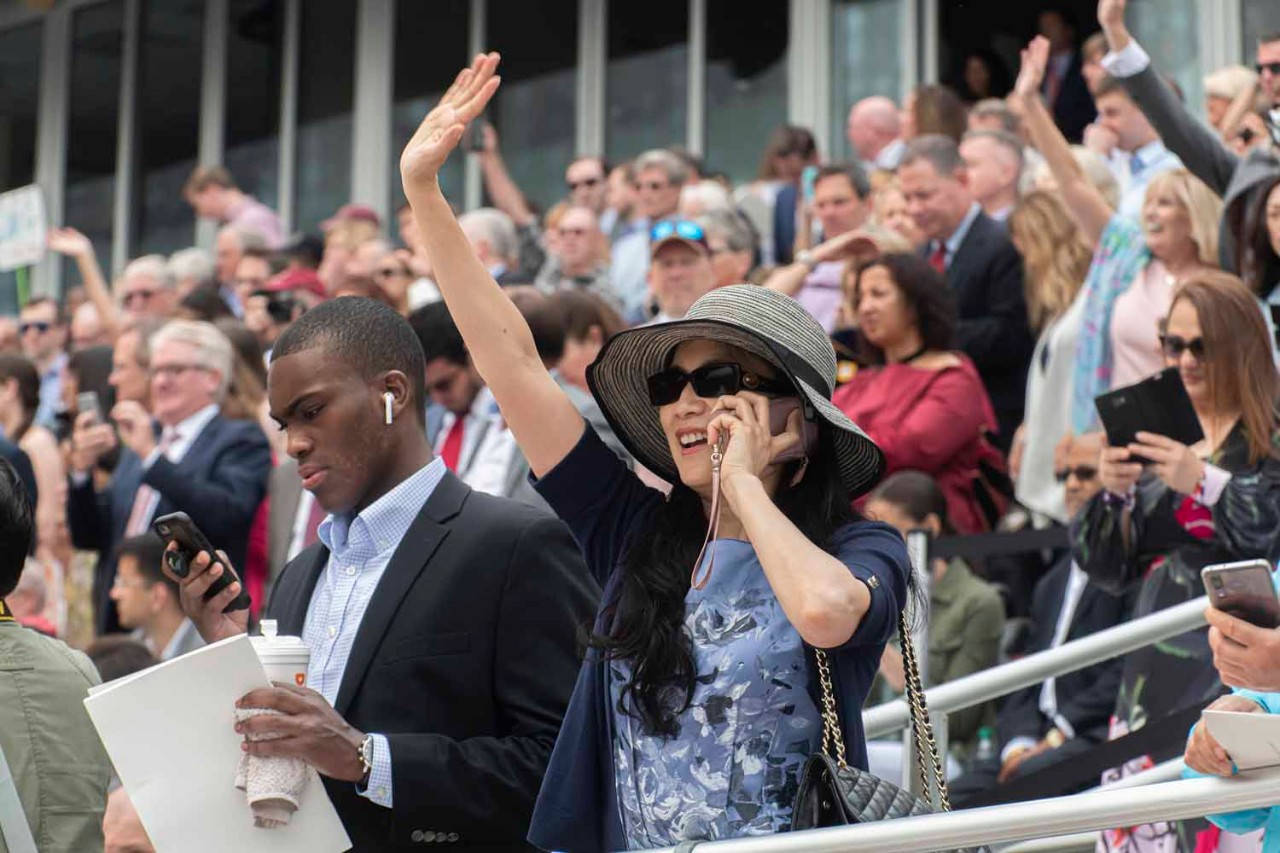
top-left (302, 495), bottom-right (327, 549)
top-left (439, 416), bottom-right (465, 472)
top-left (1045, 63), bottom-right (1063, 109)
top-left (125, 427), bottom-right (180, 536)
top-left (929, 243), bottom-right (947, 275)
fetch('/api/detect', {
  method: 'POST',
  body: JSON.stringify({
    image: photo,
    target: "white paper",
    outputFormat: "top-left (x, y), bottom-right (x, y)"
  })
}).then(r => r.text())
top-left (84, 634), bottom-right (351, 853)
top-left (0, 185), bottom-right (46, 272)
top-left (1204, 709), bottom-right (1280, 770)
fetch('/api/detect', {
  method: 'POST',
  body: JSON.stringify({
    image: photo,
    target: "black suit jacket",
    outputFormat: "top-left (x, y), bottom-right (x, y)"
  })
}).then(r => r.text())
top-left (997, 555), bottom-right (1136, 746)
top-left (266, 472), bottom-right (598, 851)
top-left (67, 414), bottom-right (271, 634)
top-left (1044, 51), bottom-right (1095, 144)
top-left (0, 436), bottom-right (36, 513)
top-left (940, 210), bottom-right (1035, 447)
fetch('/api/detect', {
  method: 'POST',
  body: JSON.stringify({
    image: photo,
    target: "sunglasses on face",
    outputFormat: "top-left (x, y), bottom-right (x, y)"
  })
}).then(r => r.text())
top-left (1257, 61), bottom-right (1280, 76)
top-left (650, 220), bottom-right (705, 243)
top-left (1159, 334), bottom-right (1206, 360)
top-left (646, 362), bottom-right (793, 406)
top-left (19, 321), bottom-right (50, 335)
top-left (1055, 465), bottom-right (1099, 483)
top-left (567, 177), bottom-right (602, 191)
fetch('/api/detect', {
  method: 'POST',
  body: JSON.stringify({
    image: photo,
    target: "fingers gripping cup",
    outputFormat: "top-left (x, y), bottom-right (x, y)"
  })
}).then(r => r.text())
top-left (251, 620), bottom-right (310, 687)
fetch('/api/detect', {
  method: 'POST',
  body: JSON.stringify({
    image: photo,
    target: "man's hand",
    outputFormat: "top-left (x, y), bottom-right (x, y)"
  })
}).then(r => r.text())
top-left (1083, 123), bottom-right (1119, 156)
top-left (47, 227), bottom-right (95, 260)
top-left (998, 743), bottom-right (1046, 784)
top-left (69, 410), bottom-right (117, 474)
top-left (1015, 37), bottom-right (1051, 101)
top-left (110, 401), bottom-right (157, 460)
top-left (400, 53), bottom-right (502, 196)
top-left (1097, 0), bottom-right (1131, 50)
top-left (163, 546), bottom-right (249, 643)
top-left (1207, 606), bottom-right (1280, 690)
top-left (236, 685), bottom-right (367, 783)
top-left (1185, 694), bottom-right (1262, 776)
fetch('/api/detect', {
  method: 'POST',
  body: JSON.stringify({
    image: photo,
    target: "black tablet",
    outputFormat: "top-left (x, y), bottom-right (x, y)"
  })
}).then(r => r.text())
top-left (1094, 367), bottom-right (1204, 462)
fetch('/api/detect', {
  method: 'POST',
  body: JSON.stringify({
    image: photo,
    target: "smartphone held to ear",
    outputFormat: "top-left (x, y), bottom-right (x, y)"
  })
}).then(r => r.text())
top-left (768, 398), bottom-right (818, 463)
top-left (151, 511), bottom-right (251, 613)
top-left (1202, 559), bottom-right (1280, 629)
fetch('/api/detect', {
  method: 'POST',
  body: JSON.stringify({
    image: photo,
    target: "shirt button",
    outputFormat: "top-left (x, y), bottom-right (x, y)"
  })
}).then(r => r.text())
top-left (327, 626), bottom-right (336, 638)
top-left (377, 787), bottom-right (387, 799)
top-left (346, 566), bottom-right (356, 576)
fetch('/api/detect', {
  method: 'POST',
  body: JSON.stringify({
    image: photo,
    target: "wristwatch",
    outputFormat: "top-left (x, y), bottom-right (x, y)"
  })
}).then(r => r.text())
top-left (357, 733), bottom-right (375, 784)
top-left (1044, 728), bottom-right (1066, 749)
top-left (796, 249), bottom-right (817, 270)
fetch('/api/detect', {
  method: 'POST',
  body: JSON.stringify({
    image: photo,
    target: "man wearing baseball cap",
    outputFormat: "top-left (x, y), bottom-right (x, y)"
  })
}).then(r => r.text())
top-left (645, 219), bottom-right (721, 325)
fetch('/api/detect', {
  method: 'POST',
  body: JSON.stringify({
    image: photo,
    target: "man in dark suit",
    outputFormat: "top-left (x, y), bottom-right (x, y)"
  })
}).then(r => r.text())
top-left (898, 134), bottom-right (1035, 450)
top-left (0, 435), bottom-right (36, 510)
top-left (170, 298), bottom-right (597, 851)
top-left (951, 433), bottom-right (1134, 801)
top-left (1038, 9), bottom-right (1096, 143)
top-left (67, 320), bottom-right (271, 634)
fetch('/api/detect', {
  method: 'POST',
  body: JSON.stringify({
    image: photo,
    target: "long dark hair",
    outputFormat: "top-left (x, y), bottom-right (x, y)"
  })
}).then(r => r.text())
top-left (0, 355), bottom-right (41, 442)
top-left (590, 425), bottom-right (855, 738)
top-left (853, 253), bottom-right (957, 365)
top-left (1238, 174), bottom-right (1280, 298)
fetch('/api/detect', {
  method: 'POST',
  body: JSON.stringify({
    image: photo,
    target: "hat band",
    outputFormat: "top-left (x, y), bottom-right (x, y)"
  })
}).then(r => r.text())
top-left (764, 340), bottom-right (832, 398)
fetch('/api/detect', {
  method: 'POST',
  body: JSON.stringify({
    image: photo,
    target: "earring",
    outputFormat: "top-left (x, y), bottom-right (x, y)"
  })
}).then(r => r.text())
top-left (384, 392), bottom-right (394, 425)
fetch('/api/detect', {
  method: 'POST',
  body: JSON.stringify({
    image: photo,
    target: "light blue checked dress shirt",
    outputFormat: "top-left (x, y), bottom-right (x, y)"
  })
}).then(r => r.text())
top-left (304, 457), bottom-right (447, 808)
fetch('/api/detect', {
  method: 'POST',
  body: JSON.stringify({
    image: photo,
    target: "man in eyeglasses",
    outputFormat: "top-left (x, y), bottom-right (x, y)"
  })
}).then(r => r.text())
top-left (611, 149), bottom-right (691, 320)
top-left (533, 206), bottom-right (614, 304)
top-left (116, 255), bottom-right (178, 323)
top-left (18, 297), bottom-right (68, 430)
top-left (68, 319), bottom-right (271, 634)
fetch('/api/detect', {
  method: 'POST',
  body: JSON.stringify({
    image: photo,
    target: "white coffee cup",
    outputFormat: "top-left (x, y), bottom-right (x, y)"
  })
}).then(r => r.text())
top-left (251, 619), bottom-right (310, 688)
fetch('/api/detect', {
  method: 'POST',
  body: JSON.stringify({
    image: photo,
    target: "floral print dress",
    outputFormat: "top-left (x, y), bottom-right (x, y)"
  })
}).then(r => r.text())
top-left (609, 538), bottom-right (822, 848)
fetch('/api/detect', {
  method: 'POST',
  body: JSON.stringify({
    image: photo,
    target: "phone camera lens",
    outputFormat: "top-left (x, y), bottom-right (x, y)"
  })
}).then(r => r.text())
top-left (1211, 575), bottom-right (1223, 589)
top-left (157, 525), bottom-right (169, 536)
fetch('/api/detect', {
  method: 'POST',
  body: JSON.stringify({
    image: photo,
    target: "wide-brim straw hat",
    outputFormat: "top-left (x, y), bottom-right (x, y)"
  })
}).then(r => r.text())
top-left (586, 284), bottom-right (885, 497)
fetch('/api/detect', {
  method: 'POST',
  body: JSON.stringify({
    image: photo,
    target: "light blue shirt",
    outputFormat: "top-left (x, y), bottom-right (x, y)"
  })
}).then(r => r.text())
top-left (304, 457), bottom-right (447, 809)
top-left (931, 202), bottom-right (983, 270)
top-left (610, 218), bottom-right (653, 318)
top-left (1118, 140), bottom-right (1182, 221)
top-left (34, 352), bottom-right (66, 432)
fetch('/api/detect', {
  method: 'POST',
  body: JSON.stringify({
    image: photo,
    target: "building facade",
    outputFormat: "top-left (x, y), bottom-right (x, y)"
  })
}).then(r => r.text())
top-left (0, 0), bottom-right (1277, 301)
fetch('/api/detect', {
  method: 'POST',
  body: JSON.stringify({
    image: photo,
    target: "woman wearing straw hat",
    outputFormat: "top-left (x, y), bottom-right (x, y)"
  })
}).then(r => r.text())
top-left (400, 54), bottom-right (910, 851)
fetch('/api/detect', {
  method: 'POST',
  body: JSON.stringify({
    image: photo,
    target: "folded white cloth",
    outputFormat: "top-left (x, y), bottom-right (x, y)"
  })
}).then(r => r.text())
top-left (234, 707), bottom-right (309, 828)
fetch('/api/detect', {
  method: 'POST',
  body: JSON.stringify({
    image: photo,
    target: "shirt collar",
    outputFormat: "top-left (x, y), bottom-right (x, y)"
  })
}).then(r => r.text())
top-left (163, 403), bottom-right (220, 442)
top-left (1130, 140), bottom-right (1168, 173)
top-left (43, 351), bottom-right (67, 381)
top-left (941, 202), bottom-right (983, 257)
top-left (319, 457), bottom-right (446, 557)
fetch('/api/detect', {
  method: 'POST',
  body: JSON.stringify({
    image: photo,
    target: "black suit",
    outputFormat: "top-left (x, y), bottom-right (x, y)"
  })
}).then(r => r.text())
top-left (937, 209), bottom-right (1035, 451)
top-left (1043, 51), bottom-right (1095, 144)
top-left (951, 555), bottom-right (1134, 801)
top-left (67, 413), bottom-right (271, 634)
top-left (0, 436), bottom-right (37, 512)
top-left (267, 471), bottom-right (598, 851)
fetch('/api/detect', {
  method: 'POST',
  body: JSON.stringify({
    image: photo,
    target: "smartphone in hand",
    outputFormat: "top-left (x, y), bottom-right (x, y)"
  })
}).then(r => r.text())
top-left (76, 391), bottom-right (103, 426)
top-left (151, 511), bottom-right (251, 613)
top-left (1203, 559), bottom-right (1280, 629)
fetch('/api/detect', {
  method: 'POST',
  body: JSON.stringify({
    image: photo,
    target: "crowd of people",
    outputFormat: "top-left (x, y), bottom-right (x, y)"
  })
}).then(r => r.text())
top-left (1, 0), bottom-right (1280, 850)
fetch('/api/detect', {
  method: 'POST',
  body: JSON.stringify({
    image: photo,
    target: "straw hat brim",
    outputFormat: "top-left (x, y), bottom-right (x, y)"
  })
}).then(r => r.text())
top-left (586, 318), bottom-right (885, 497)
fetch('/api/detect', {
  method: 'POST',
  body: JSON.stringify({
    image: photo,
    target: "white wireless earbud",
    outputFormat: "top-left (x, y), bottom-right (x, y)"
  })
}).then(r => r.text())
top-left (384, 392), bottom-right (395, 425)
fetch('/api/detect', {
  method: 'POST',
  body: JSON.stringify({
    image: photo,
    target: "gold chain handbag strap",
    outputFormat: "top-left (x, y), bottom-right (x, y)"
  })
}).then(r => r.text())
top-left (812, 609), bottom-right (952, 811)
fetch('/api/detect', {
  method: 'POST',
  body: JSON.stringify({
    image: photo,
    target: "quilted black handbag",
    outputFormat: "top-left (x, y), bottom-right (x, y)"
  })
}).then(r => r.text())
top-left (792, 610), bottom-right (976, 847)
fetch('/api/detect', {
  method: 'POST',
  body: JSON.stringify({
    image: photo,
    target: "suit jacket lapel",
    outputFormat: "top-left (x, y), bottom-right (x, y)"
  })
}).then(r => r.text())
top-left (333, 472), bottom-right (470, 716)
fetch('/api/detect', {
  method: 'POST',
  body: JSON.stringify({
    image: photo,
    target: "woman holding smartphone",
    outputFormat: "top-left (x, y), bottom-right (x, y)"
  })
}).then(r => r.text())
top-left (400, 55), bottom-right (909, 850)
top-left (1071, 272), bottom-right (1280, 851)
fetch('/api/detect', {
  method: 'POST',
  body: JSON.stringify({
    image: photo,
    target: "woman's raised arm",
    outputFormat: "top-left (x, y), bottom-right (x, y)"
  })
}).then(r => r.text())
top-left (399, 54), bottom-right (585, 478)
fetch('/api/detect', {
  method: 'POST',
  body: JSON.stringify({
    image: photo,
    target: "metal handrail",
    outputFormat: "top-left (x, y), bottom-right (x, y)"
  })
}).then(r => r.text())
top-left (646, 767), bottom-right (1280, 853)
top-left (864, 595), bottom-right (1209, 739)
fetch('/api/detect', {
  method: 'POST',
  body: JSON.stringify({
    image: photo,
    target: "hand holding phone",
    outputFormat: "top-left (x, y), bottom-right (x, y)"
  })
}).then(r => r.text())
top-left (76, 391), bottom-right (103, 426)
top-left (1203, 560), bottom-right (1280, 629)
top-left (152, 512), bottom-right (251, 622)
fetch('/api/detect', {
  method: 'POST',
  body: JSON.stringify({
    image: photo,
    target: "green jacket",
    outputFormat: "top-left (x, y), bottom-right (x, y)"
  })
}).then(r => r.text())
top-left (0, 621), bottom-right (110, 853)
top-left (928, 559), bottom-right (1006, 754)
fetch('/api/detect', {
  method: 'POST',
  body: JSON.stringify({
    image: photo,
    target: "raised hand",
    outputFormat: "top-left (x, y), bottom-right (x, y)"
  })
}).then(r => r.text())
top-left (47, 226), bottom-right (94, 259)
top-left (400, 53), bottom-right (502, 194)
top-left (1015, 36), bottom-right (1051, 101)
top-left (1098, 0), bottom-right (1127, 32)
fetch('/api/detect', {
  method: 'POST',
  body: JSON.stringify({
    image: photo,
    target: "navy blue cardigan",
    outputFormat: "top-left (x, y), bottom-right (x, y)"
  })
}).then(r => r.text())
top-left (527, 427), bottom-right (909, 852)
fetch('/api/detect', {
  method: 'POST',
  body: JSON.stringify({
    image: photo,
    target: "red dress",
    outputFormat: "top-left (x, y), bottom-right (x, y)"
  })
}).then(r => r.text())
top-left (832, 356), bottom-right (1001, 535)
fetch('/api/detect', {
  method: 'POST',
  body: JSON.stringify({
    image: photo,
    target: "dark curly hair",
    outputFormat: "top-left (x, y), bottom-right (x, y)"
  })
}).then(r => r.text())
top-left (852, 253), bottom-right (957, 364)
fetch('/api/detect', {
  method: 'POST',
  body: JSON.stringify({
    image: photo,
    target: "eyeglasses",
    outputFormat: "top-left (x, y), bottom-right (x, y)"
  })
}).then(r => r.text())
top-left (646, 362), bottom-right (793, 406)
top-left (558, 227), bottom-right (589, 238)
top-left (149, 362), bottom-right (210, 380)
top-left (650, 220), bottom-right (705, 243)
top-left (1256, 61), bottom-right (1280, 76)
top-left (1054, 465), bottom-right (1099, 483)
top-left (122, 289), bottom-right (157, 307)
top-left (635, 180), bottom-right (670, 192)
top-left (1159, 334), bottom-right (1206, 360)
top-left (374, 266), bottom-right (411, 279)
top-left (18, 321), bottom-right (50, 335)
top-left (567, 177), bottom-right (602, 191)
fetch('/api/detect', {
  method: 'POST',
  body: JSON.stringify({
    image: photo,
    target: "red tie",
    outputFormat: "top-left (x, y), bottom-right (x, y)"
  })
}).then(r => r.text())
top-left (440, 417), bottom-right (465, 472)
top-left (929, 243), bottom-right (947, 275)
top-left (302, 497), bottom-right (327, 549)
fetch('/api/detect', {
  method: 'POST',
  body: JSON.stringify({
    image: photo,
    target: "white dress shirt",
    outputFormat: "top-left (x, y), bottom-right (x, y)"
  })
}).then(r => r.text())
top-left (432, 387), bottom-right (518, 498)
top-left (131, 404), bottom-right (221, 528)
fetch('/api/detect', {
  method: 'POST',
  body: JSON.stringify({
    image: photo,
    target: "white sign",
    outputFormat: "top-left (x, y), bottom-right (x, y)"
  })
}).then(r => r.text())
top-left (0, 185), bottom-right (46, 273)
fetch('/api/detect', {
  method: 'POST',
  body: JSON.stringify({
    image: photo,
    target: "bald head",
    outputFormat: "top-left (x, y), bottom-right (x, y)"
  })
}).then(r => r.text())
top-left (847, 96), bottom-right (902, 162)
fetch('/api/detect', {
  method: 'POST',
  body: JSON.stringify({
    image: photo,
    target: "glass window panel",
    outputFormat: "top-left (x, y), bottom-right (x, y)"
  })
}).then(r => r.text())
top-left (487, 0), bottom-right (578, 213)
top-left (0, 23), bottom-right (41, 313)
top-left (607, 0), bottom-right (688, 162)
top-left (134, 0), bottom-right (204, 257)
top-left (705, 0), bottom-right (789, 186)
top-left (1127, 0), bottom-right (1201, 118)
top-left (1243, 1), bottom-right (1280, 61)
top-left (830, 0), bottom-right (902, 159)
top-left (225, 0), bottom-right (283, 212)
top-left (391, 0), bottom-right (468, 214)
top-left (65, 2), bottom-right (125, 284)
top-left (295, 0), bottom-right (355, 233)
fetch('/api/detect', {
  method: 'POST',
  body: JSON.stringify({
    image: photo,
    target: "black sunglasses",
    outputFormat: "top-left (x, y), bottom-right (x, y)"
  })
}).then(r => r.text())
top-left (1256, 61), bottom-right (1280, 76)
top-left (567, 177), bottom-right (602, 191)
top-left (1055, 465), bottom-right (1098, 483)
top-left (646, 362), bottom-right (793, 406)
top-left (19, 321), bottom-right (50, 334)
top-left (1159, 334), bottom-right (1205, 360)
